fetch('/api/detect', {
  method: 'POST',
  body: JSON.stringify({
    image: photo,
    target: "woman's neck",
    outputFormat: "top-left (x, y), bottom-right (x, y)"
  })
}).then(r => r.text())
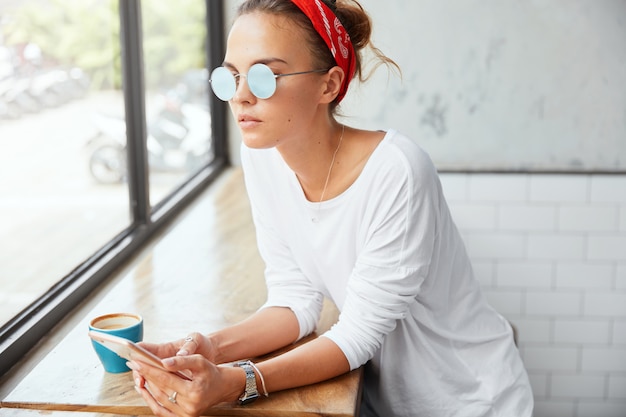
top-left (281, 122), bottom-right (346, 203)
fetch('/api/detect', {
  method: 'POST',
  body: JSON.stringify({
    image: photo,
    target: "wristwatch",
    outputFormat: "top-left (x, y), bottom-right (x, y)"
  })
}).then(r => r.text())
top-left (235, 361), bottom-right (260, 405)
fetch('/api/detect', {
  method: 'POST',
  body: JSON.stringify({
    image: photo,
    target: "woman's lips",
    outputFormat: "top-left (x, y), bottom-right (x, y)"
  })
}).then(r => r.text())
top-left (238, 115), bottom-right (261, 129)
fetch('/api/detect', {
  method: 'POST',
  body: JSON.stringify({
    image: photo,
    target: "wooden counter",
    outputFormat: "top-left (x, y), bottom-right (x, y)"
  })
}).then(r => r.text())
top-left (0, 168), bottom-right (362, 417)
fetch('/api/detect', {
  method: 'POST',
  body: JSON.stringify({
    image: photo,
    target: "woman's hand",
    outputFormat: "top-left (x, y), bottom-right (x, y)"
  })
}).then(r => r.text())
top-left (130, 332), bottom-right (223, 414)
top-left (137, 332), bottom-right (213, 361)
top-left (128, 354), bottom-right (244, 417)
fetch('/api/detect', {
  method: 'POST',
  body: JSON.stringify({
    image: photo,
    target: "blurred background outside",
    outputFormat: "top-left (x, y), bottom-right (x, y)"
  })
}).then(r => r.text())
top-left (0, 0), bottom-right (213, 327)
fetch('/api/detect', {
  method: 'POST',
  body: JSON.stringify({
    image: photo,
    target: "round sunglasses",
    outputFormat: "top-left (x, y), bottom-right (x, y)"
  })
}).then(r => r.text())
top-left (209, 63), bottom-right (330, 101)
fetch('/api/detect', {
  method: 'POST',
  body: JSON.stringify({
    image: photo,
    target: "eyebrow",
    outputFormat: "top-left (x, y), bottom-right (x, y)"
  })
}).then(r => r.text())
top-left (222, 57), bottom-right (289, 71)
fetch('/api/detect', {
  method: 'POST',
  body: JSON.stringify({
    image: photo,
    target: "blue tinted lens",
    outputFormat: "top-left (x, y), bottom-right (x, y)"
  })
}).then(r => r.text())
top-left (247, 64), bottom-right (277, 99)
top-left (210, 67), bottom-right (236, 101)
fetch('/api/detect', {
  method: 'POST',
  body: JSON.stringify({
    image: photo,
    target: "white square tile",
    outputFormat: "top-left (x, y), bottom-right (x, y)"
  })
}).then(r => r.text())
top-left (527, 234), bottom-right (586, 260)
top-left (584, 293), bottom-right (626, 317)
top-left (608, 375), bottom-right (626, 399)
top-left (591, 175), bottom-right (626, 203)
top-left (465, 232), bottom-right (526, 259)
top-left (555, 262), bottom-right (614, 290)
top-left (530, 175), bottom-right (589, 203)
top-left (468, 174), bottom-right (529, 202)
top-left (483, 290), bottom-right (523, 315)
top-left (526, 291), bottom-right (583, 316)
top-left (553, 320), bottom-right (611, 344)
top-left (532, 400), bottom-right (575, 417)
top-left (577, 401), bottom-right (626, 417)
top-left (587, 235), bottom-right (626, 261)
top-left (448, 203), bottom-right (497, 231)
top-left (524, 346), bottom-right (579, 371)
top-left (617, 264), bottom-right (626, 290)
top-left (499, 204), bottom-right (557, 231)
top-left (558, 205), bottom-right (619, 232)
top-left (582, 348), bottom-right (626, 372)
top-left (496, 261), bottom-right (553, 288)
top-left (551, 374), bottom-right (606, 398)
top-left (612, 321), bottom-right (626, 344)
top-left (514, 318), bottom-right (552, 343)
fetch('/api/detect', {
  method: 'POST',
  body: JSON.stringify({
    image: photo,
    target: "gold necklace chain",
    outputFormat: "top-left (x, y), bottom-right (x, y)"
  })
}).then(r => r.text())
top-left (313, 124), bottom-right (345, 222)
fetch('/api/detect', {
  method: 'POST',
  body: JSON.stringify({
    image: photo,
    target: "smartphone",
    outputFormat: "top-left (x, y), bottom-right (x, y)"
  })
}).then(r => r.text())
top-left (88, 330), bottom-right (192, 380)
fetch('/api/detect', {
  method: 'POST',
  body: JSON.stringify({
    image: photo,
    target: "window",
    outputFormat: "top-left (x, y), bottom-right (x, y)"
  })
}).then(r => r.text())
top-left (0, 0), bottom-right (226, 376)
top-left (141, 0), bottom-right (215, 206)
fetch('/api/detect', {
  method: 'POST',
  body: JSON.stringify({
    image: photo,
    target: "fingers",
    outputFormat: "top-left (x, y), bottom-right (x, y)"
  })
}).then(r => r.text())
top-left (129, 360), bottom-right (191, 416)
top-left (138, 341), bottom-right (180, 359)
top-left (135, 382), bottom-right (179, 417)
top-left (131, 356), bottom-right (212, 417)
top-left (131, 369), bottom-right (146, 388)
top-left (137, 332), bottom-right (204, 359)
top-left (177, 332), bottom-right (202, 356)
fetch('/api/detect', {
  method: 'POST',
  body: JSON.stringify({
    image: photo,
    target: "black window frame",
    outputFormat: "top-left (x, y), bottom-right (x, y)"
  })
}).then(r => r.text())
top-left (0, 0), bottom-right (227, 377)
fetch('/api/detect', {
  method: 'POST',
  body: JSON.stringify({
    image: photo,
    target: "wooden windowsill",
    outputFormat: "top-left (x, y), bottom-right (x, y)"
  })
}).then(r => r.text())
top-left (0, 167), bottom-right (360, 417)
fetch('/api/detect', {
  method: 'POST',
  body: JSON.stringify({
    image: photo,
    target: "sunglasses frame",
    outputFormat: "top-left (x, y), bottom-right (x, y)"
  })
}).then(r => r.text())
top-left (210, 63), bottom-right (330, 101)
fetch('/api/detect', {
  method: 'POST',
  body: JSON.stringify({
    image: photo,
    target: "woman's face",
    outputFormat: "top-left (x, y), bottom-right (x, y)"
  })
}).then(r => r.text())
top-left (224, 12), bottom-right (330, 149)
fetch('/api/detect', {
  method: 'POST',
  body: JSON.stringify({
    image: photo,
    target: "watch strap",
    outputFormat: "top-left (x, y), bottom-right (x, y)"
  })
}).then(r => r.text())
top-left (236, 361), bottom-right (260, 405)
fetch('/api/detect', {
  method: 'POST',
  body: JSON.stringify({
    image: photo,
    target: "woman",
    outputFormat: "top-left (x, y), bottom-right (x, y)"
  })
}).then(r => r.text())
top-left (128, 1), bottom-right (534, 416)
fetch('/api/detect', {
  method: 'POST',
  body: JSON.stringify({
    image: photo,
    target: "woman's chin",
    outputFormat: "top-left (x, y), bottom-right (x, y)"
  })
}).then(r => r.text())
top-left (241, 134), bottom-right (275, 150)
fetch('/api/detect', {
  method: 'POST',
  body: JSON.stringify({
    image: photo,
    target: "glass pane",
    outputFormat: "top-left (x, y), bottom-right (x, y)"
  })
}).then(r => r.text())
top-left (0, 0), bottom-right (129, 327)
top-left (142, 0), bottom-right (213, 207)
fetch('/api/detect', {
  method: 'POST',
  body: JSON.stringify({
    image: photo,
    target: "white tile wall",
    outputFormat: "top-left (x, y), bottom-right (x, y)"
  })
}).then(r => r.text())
top-left (553, 320), bottom-right (611, 345)
top-left (615, 321), bottom-right (626, 345)
top-left (585, 293), bottom-right (626, 317)
top-left (591, 176), bottom-right (626, 203)
top-left (441, 173), bottom-right (626, 417)
top-left (609, 376), bottom-right (626, 399)
top-left (577, 402), bottom-right (626, 417)
top-left (617, 265), bottom-right (626, 291)
top-left (533, 401), bottom-right (576, 417)
top-left (555, 263), bottom-right (614, 290)
top-left (528, 175), bottom-right (590, 203)
top-left (500, 205), bottom-right (557, 232)
top-left (558, 205), bottom-right (619, 232)
top-left (527, 234), bottom-right (587, 260)
top-left (497, 262), bottom-right (553, 288)
top-left (550, 374), bottom-right (606, 398)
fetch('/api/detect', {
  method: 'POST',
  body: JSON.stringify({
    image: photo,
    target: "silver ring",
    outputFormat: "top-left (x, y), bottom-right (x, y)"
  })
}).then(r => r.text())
top-left (184, 335), bottom-right (197, 345)
top-left (168, 391), bottom-right (178, 404)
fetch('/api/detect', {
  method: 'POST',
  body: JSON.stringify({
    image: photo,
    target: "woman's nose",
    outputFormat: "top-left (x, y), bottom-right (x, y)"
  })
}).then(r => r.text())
top-left (232, 75), bottom-right (255, 103)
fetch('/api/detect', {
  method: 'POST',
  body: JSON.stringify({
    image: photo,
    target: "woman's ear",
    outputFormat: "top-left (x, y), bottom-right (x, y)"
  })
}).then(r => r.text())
top-left (320, 66), bottom-right (344, 104)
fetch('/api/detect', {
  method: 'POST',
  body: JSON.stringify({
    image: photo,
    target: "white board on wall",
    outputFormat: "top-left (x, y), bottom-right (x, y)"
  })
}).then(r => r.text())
top-left (340, 0), bottom-right (626, 172)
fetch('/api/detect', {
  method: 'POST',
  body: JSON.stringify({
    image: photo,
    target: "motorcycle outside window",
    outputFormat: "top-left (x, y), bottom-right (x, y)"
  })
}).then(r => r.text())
top-left (141, 0), bottom-right (213, 207)
top-left (0, 0), bottom-right (130, 329)
top-left (86, 1), bottom-right (214, 207)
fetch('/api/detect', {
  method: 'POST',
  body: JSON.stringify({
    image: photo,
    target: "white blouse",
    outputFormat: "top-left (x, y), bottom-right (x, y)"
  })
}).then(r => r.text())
top-left (241, 130), bottom-right (533, 417)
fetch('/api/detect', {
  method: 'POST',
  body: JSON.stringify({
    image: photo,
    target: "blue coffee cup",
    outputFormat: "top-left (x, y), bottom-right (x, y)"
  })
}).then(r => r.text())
top-left (89, 312), bottom-right (143, 373)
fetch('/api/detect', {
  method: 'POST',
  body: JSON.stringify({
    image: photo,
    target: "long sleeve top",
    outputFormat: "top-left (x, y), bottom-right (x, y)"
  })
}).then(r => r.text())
top-left (240, 129), bottom-right (533, 417)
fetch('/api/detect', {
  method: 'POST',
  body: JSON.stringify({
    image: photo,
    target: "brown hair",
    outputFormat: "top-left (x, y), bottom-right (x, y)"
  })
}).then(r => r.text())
top-left (235, 0), bottom-right (400, 110)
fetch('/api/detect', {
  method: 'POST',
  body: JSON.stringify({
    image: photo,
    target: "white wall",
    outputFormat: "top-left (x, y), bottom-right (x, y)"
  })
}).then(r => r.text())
top-left (340, 0), bottom-right (626, 172)
top-left (440, 173), bottom-right (626, 417)
top-left (224, 1), bottom-right (626, 415)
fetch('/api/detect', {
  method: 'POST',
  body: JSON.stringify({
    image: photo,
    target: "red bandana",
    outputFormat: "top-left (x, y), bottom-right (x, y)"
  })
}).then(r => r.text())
top-left (291, 0), bottom-right (356, 103)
